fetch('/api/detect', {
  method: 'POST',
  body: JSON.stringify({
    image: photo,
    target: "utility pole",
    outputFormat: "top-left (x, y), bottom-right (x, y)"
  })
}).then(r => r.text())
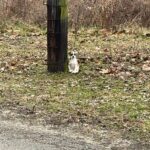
top-left (47, 0), bottom-right (68, 72)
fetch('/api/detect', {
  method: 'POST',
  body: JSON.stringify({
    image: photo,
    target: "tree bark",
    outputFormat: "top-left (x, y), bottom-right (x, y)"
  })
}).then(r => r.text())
top-left (47, 0), bottom-right (68, 72)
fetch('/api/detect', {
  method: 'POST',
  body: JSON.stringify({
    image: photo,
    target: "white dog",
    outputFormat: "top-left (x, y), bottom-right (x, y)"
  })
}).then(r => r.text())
top-left (68, 50), bottom-right (79, 73)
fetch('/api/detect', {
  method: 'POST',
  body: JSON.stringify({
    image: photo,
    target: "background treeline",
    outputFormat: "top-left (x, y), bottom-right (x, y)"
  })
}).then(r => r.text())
top-left (0, 0), bottom-right (150, 28)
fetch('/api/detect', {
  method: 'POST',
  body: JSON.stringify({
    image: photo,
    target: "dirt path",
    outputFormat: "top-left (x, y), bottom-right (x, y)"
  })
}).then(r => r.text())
top-left (0, 118), bottom-right (107, 150)
top-left (0, 110), bottom-right (149, 150)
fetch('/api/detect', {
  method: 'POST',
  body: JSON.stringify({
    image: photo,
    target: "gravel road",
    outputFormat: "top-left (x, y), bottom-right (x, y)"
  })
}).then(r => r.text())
top-left (0, 119), bottom-right (106, 150)
top-left (0, 110), bottom-right (149, 150)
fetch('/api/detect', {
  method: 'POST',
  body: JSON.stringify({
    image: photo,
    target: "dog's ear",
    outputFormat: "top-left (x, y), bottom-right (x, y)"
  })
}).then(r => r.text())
top-left (68, 51), bottom-right (72, 55)
top-left (68, 52), bottom-right (72, 59)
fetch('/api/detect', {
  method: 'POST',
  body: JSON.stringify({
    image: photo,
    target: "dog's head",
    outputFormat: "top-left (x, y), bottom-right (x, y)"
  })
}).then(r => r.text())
top-left (69, 50), bottom-right (78, 59)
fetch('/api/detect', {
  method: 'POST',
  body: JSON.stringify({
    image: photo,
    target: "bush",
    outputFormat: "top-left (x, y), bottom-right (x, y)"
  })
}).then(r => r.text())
top-left (69, 0), bottom-right (150, 28)
top-left (0, 0), bottom-right (46, 26)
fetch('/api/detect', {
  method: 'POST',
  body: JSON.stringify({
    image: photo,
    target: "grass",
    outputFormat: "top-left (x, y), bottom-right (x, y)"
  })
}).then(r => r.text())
top-left (0, 21), bottom-right (150, 142)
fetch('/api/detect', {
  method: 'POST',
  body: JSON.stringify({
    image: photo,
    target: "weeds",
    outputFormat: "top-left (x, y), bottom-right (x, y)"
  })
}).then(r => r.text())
top-left (0, 0), bottom-right (150, 28)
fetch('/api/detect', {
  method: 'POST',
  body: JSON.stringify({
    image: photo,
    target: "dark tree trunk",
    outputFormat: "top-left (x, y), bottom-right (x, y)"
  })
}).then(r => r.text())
top-left (47, 0), bottom-right (68, 72)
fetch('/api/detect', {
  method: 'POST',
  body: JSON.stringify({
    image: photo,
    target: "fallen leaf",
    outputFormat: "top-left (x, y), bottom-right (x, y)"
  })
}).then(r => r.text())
top-left (100, 68), bottom-right (110, 74)
top-left (142, 64), bottom-right (150, 71)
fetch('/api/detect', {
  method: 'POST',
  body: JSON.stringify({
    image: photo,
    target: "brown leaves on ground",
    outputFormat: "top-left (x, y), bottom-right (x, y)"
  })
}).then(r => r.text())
top-left (0, 25), bottom-right (46, 74)
top-left (1, 24), bottom-right (150, 81)
top-left (0, 56), bottom-right (39, 73)
top-left (78, 50), bottom-right (150, 81)
top-left (72, 27), bottom-right (150, 81)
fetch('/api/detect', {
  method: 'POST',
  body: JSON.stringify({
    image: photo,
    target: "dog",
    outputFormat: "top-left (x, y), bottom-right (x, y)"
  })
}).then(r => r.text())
top-left (68, 50), bottom-right (79, 73)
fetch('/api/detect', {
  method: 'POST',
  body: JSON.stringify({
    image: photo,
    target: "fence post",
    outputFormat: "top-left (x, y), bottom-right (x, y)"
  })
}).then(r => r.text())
top-left (47, 0), bottom-right (68, 72)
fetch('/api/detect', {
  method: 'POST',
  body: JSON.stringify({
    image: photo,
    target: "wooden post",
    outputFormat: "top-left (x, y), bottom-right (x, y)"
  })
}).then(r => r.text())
top-left (47, 0), bottom-right (68, 72)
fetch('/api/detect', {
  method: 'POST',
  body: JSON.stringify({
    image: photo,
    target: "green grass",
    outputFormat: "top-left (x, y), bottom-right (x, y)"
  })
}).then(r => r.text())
top-left (0, 21), bottom-right (150, 141)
